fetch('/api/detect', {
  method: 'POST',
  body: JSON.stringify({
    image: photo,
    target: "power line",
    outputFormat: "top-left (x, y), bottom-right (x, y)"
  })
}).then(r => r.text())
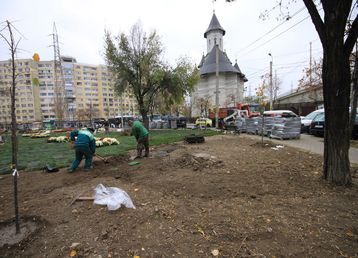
top-left (239, 15), bottom-right (311, 58)
top-left (236, 6), bottom-right (307, 55)
top-left (238, 45), bottom-right (321, 62)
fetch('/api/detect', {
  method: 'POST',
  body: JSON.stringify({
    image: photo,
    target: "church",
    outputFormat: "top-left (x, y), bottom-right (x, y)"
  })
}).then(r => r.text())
top-left (192, 12), bottom-right (247, 117)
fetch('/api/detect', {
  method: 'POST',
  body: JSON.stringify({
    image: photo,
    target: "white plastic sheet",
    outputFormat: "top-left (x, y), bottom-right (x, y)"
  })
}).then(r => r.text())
top-left (93, 184), bottom-right (136, 211)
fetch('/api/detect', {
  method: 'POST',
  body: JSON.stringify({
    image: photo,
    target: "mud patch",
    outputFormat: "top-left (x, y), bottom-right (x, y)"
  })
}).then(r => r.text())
top-left (174, 152), bottom-right (223, 171)
top-left (0, 216), bottom-right (44, 248)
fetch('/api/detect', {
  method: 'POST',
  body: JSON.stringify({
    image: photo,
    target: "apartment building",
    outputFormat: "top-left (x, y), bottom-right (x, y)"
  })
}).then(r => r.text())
top-left (0, 57), bottom-right (137, 126)
top-left (0, 60), bottom-right (42, 125)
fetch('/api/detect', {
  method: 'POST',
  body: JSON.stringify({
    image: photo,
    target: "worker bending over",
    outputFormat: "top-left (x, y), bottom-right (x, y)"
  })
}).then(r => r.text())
top-left (68, 128), bottom-right (96, 173)
top-left (128, 119), bottom-right (149, 158)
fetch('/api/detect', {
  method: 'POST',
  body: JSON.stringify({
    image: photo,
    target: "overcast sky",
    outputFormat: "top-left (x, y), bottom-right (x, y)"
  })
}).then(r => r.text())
top-left (1, 0), bottom-right (331, 95)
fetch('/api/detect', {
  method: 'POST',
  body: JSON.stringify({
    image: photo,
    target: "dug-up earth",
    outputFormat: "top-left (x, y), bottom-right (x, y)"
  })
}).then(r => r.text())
top-left (0, 135), bottom-right (358, 258)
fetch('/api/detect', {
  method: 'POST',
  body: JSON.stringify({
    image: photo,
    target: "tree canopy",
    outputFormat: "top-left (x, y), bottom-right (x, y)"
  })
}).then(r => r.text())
top-left (104, 22), bottom-right (198, 127)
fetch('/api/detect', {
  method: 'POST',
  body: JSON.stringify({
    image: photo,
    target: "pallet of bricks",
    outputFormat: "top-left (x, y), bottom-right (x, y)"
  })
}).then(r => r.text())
top-left (269, 117), bottom-right (301, 140)
top-left (246, 117), bottom-right (262, 135)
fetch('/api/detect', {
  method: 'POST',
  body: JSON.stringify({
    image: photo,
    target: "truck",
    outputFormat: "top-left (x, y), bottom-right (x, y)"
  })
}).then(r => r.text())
top-left (209, 103), bottom-right (260, 120)
top-left (223, 109), bottom-right (249, 133)
top-left (208, 103), bottom-right (260, 128)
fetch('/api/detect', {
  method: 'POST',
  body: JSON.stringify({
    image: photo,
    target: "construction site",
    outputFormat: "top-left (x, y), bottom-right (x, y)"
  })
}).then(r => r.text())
top-left (0, 133), bottom-right (358, 257)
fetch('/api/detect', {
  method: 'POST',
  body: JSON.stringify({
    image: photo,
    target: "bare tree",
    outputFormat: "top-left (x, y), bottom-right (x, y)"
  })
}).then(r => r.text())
top-left (0, 20), bottom-right (21, 233)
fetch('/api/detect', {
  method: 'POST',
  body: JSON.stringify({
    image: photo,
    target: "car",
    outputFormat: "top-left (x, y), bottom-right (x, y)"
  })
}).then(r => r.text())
top-left (301, 109), bottom-right (324, 133)
top-left (310, 112), bottom-right (358, 139)
top-left (263, 110), bottom-right (299, 118)
top-left (309, 112), bottom-right (325, 136)
top-left (195, 117), bottom-right (212, 127)
top-left (177, 117), bottom-right (188, 128)
top-left (151, 114), bottom-right (162, 122)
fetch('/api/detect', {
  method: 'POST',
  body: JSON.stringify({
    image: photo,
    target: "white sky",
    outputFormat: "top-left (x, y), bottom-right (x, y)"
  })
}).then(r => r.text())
top-left (0, 0), bottom-right (327, 95)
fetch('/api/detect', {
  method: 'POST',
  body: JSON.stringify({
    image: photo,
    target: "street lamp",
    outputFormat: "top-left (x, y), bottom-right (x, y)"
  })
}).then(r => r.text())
top-left (268, 53), bottom-right (273, 110)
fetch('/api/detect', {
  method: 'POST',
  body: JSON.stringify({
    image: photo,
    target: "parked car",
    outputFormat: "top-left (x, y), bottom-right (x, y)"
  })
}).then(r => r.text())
top-left (151, 114), bottom-right (163, 122)
top-left (263, 110), bottom-right (299, 118)
top-left (310, 112), bottom-right (358, 139)
top-left (195, 117), bottom-right (212, 127)
top-left (309, 112), bottom-right (325, 136)
top-left (301, 109), bottom-right (324, 133)
top-left (177, 117), bottom-right (188, 128)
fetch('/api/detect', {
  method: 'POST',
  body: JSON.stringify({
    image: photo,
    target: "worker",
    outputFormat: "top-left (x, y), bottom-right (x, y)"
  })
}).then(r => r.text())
top-left (68, 127), bottom-right (96, 173)
top-left (128, 119), bottom-right (149, 158)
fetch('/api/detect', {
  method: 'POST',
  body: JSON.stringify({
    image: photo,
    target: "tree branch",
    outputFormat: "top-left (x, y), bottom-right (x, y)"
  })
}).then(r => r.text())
top-left (302, 0), bottom-right (326, 47)
top-left (344, 16), bottom-right (358, 58)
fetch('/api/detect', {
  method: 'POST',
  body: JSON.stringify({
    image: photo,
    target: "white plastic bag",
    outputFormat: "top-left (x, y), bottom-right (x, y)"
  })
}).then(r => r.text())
top-left (93, 184), bottom-right (136, 211)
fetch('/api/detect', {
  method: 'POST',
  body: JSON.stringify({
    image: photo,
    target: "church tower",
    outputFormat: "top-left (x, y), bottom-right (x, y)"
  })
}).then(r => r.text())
top-left (192, 13), bottom-right (247, 117)
top-left (204, 12), bottom-right (225, 52)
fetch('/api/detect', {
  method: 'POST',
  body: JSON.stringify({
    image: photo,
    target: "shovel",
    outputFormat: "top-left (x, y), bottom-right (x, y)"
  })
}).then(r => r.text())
top-left (95, 153), bottom-right (109, 164)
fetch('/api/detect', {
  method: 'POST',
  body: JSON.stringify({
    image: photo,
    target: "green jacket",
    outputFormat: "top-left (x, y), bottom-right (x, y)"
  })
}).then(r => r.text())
top-left (70, 129), bottom-right (96, 153)
top-left (131, 121), bottom-right (149, 139)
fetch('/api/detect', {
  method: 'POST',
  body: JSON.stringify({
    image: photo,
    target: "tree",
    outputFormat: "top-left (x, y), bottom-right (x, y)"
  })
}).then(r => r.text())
top-left (104, 22), bottom-right (197, 128)
top-left (302, 0), bottom-right (357, 186)
top-left (255, 71), bottom-right (281, 108)
top-left (227, 0), bottom-right (358, 186)
top-left (149, 59), bottom-right (198, 116)
top-left (298, 58), bottom-right (323, 106)
top-left (195, 96), bottom-right (213, 117)
top-left (0, 20), bottom-right (21, 233)
top-left (298, 58), bottom-right (323, 90)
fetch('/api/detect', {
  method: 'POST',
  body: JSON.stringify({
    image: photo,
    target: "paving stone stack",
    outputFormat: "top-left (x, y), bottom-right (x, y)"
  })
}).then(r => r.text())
top-left (236, 117), bottom-right (247, 133)
top-left (246, 117), bottom-right (262, 134)
top-left (262, 117), bottom-right (275, 136)
top-left (270, 117), bottom-right (301, 139)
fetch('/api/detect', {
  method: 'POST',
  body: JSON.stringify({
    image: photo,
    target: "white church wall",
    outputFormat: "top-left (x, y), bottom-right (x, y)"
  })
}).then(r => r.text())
top-left (191, 73), bottom-right (245, 117)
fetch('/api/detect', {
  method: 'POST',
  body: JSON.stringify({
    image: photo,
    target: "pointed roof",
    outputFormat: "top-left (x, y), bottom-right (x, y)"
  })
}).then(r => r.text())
top-left (199, 45), bottom-right (238, 75)
top-left (198, 54), bottom-right (205, 68)
top-left (204, 13), bottom-right (226, 38)
top-left (234, 62), bottom-right (248, 82)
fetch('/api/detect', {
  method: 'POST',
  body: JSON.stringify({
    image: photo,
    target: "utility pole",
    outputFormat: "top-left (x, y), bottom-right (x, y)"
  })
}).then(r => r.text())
top-left (274, 70), bottom-right (278, 103)
top-left (215, 44), bottom-right (220, 128)
top-left (269, 53), bottom-right (273, 110)
top-left (51, 23), bottom-right (67, 127)
top-left (309, 41), bottom-right (312, 87)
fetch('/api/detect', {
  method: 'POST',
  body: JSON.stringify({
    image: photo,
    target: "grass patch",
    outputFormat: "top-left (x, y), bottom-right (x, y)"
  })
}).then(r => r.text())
top-left (0, 129), bottom-right (220, 173)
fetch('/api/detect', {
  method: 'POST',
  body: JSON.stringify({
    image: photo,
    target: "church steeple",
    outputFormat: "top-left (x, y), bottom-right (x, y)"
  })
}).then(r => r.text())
top-left (204, 13), bottom-right (225, 53)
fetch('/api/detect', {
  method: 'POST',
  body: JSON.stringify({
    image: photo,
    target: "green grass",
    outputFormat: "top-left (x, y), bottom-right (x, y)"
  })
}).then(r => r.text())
top-left (0, 129), bottom-right (220, 173)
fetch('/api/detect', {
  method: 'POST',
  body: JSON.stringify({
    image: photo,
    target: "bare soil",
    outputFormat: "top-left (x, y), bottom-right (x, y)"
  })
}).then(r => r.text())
top-left (0, 135), bottom-right (357, 258)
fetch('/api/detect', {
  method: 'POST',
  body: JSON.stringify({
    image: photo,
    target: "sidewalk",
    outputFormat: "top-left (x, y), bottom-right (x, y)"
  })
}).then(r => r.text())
top-left (242, 133), bottom-right (358, 164)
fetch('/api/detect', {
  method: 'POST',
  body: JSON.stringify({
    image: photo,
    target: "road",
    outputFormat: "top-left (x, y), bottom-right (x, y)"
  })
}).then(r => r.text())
top-left (242, 133), bottom-right (358, 164)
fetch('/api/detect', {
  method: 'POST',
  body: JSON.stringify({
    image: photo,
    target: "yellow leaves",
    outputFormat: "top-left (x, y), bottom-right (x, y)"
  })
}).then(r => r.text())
top-left (32, 53), bottom-right (40, 62)
top-left (69, 249), bottom-right (77, 257)
top-left (345, 230), bottom-right (354, 237)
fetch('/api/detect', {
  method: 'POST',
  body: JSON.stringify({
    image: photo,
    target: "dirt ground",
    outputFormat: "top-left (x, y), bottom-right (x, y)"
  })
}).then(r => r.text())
top-left (0, 135), bottom-right (358, 258)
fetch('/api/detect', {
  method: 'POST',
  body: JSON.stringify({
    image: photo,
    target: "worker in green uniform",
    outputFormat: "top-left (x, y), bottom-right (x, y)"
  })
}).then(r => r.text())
top-left (128, 119), bottom-right (149, 158)
top-left (68, 128), bottom-right (96, 173)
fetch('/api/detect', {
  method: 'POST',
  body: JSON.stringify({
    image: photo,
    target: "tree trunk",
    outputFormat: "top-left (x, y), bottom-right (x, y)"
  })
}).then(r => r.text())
top-left (7, 20), bottom-right (20, 233)
top-left (302, 0), bottom-right (355, 186)
top-left (322, 24), bottom-right (352, 186)
top-left (138, 98), bottom-right (149, 129)
top-left (350, 46), bottom-right (357, 136)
